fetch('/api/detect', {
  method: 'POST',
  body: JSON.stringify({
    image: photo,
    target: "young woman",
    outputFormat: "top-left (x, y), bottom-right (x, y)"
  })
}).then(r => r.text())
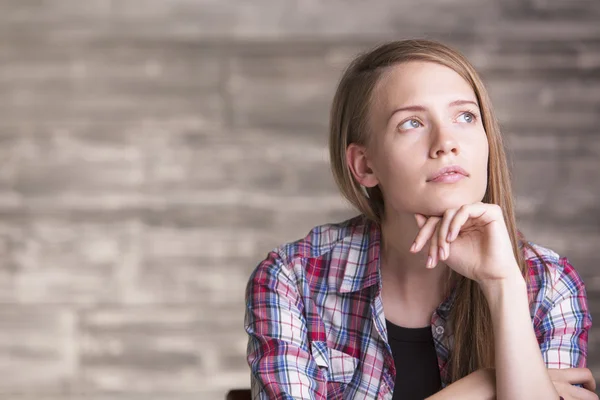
top-left (243, 39), bottom-right (595, 400)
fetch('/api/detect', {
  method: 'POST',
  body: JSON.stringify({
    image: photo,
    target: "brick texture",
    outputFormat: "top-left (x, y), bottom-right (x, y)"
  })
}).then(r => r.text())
top-left (0, 0), bottom-right (599, 398)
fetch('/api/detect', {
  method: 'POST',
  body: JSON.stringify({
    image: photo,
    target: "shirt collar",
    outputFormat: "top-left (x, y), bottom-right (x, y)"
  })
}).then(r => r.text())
top-left (337, 215), bottom-right (458, 320)
top-left (437, 278), bottom-right (459, 320)
top-left (338, 217), bottom-right (382, 293)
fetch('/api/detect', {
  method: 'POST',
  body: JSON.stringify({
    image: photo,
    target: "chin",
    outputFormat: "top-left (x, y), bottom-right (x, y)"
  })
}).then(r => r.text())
top-left (419, 195), bottom-right (480, 217)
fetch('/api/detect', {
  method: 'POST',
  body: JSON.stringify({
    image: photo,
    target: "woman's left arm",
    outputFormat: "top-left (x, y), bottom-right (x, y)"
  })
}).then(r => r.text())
top-left (480, 272), bottom-right (560, 400)
top-left (482, 255), bottom-right (595, 400)
top-left (413, 203), bottom-right (562, 399)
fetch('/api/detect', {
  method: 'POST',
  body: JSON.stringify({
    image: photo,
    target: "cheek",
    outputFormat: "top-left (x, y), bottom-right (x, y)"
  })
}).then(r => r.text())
top-left (476, 136), bottom-right (490, 194)
top-left (380, 155), bottom-right (423, 196)
top-left (481, 139), bottom-right (490, 172)
top-left (468, 129), bottom-right (489, 166)
top-left (480, 128), bottom-right (490, 153)
top-left (478, 144), bottom-right (489, 169)
top-left (460, 130), bottom-right (489, 192)
top-left (369, 146), bottom-right (411, 186)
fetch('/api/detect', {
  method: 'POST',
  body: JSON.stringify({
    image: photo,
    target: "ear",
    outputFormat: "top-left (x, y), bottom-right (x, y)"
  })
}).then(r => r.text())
top-left (346, 143), bottom-right (379, 188)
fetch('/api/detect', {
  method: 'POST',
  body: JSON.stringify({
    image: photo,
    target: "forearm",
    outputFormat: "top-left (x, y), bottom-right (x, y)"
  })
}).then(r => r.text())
top-left (481, 272), bottom-right (558, 400)
top-left (426, 368), bottom-right (495, 400)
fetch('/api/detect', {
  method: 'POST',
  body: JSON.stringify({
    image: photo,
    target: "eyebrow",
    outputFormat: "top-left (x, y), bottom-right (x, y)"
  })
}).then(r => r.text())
top-left (388, 99), bottom-right (480, 121)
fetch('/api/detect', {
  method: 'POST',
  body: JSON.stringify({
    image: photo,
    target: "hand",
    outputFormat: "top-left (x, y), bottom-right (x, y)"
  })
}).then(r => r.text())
top-left (427, 367), bottom-right (598, 400)
top-left (549, 368), bottom-right (598, 400)
top-left (411, 202), bottom-right (521, 284)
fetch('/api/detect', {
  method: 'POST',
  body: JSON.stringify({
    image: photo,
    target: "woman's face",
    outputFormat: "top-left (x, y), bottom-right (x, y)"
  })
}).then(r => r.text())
top-left (350, 61), bottom-right (489, 217)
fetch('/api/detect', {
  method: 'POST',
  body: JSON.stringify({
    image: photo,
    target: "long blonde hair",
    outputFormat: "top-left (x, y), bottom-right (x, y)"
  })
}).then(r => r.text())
top-left (329, 39), bottom-right (529, 382)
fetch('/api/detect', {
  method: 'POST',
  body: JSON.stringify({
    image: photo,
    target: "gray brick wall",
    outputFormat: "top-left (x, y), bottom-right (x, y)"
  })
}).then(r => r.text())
top-left (0, 0), bottom-right (599, 398)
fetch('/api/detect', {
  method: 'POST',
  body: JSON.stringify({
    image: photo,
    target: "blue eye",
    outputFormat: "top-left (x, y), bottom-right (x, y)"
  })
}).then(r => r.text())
top-left (457, 112), bottom-right (476, 123)
top-left (399, 119), bottom-right (422, 130)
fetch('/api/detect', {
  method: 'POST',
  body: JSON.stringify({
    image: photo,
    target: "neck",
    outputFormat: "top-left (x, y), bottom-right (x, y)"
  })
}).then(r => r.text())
top-left (379, 210), bottom-right (451, 326)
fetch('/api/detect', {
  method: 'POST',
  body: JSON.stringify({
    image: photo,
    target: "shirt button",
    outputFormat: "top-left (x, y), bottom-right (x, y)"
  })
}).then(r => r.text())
top-left (435, 326), bottom-right (445, 335)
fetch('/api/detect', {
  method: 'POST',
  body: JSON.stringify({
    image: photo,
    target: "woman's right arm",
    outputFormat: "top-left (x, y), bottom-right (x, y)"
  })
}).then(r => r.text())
top-left (426, 368), bottom-right (496, 400)
top-left (427, 368), bottom-right (598, 400)
top-left (244, 251), bottom-right (327, 399)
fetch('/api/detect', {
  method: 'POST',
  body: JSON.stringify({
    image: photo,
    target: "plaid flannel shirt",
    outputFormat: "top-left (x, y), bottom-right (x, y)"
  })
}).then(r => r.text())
top-left (244, 215), bottom-right (592, 399)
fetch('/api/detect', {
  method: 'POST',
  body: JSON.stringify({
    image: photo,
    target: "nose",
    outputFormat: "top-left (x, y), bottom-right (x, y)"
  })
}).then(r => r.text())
top-left (429, 124), bottom-right (460, 158)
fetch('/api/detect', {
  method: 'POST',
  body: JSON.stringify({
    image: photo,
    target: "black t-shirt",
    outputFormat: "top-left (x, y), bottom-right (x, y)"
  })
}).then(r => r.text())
top-left (386, 319), bottom-right (442, 400)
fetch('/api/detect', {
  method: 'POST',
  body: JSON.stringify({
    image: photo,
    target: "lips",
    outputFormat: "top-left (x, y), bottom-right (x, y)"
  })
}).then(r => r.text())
top-left (427, 165), bottom-right (469, 182)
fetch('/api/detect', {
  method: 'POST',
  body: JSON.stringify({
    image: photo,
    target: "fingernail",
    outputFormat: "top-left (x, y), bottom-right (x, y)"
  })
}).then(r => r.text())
top-left (410, 242), bottom-right (417, 252)
top-left (426, 256), bottom-right (432, 268)
top-left (439, 247), bottom-right (445, 260)
top-left (447, 231), bottom-right (453, 242)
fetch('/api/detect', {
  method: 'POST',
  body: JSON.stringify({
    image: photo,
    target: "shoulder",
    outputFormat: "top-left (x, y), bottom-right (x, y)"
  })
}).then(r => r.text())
top-left (247, 214), bottom-right (372, 286)
top-left (276, 214), bottom-right (369, 262)
top-left (523, 241), bottom-right (587, 314)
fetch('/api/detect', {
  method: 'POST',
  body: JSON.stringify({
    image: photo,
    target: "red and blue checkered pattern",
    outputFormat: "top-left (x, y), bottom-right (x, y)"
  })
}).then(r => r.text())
top-left (244, 215), bottom-right (591, 399)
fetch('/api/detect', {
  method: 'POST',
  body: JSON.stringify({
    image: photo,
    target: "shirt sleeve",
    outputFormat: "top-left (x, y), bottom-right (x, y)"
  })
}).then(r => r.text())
top-left (244, 251), bottom-right (327, 399)
top-left (535, 257), bottom-right (592, 369)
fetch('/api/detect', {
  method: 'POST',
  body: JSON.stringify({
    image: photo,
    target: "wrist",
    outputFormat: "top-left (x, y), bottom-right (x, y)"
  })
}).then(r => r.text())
top-left (478, 269), bottom-right (526, 300)
top-left (479, 272), bottom-right (530, 333)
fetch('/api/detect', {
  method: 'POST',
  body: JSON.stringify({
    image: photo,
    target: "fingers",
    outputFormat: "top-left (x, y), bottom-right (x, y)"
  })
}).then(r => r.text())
top-left (414, 213), bottom-right (427, 229)
top-left (548, 368), bottom-right (596, 392)
top-left (585, 380), bottom-right (597, 393)
top-left (567, 384), bottom-right (599, 400)
top-left (413, 209), bottom-right (462, 268)
top-left (580, 368), bottom-right (597, 392)
top-left (412, 215), bottom-right (444, 269)
top-left (447, 205), bottom-right (472, 243)
top-left (412, 216), bottom-right (440, 253)
top-left (553, 381), bottom-right (597, 400)
top-left (411, 216), bottom-right (440, 268)
top-left (413, 207), bottom-right (464, 265)
top-left (437, 208), bottom-right (458, 261)
top-left (412, 203), bottom-right (505, 270)
top-left (428, 222), bottom-right (440, 269)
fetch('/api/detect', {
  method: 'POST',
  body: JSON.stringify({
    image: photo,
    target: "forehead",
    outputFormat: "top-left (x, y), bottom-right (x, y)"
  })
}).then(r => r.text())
top-left (373, 61), bottom-right (477, 111)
